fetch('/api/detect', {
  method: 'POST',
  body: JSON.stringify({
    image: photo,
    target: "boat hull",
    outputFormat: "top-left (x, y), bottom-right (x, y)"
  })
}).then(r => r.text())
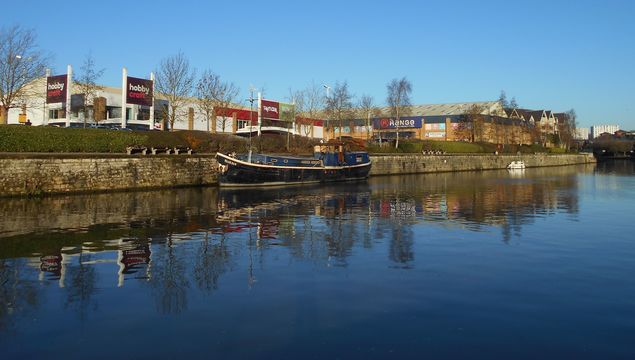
top-left (216, 153), bottom-right (371, 187)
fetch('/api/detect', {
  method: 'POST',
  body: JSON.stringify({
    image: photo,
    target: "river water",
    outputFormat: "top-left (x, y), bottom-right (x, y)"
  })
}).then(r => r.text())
top-left (1, 161), bottom-right (634, 359)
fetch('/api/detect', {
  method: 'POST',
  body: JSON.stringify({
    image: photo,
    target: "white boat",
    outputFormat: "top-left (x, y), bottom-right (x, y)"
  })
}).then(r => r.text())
top-left (507, 160), bottom-right (526, 169)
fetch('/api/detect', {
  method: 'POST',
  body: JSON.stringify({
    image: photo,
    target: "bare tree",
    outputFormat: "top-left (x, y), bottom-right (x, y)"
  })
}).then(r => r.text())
top-left (0, 25), bottom-right (49, 124)
top-left (509, 97), bottom-right (518, 109)
top-left (558, 109), bottom-right (577, 150)
top-left (386, 77), bottom-right (412, 148)
top-left (75, 52), bottom-right (104, 127)
top-left (195, 70), bottom-right (216, 132)
top-left (454, 114), bottom-right (472, 142)
top-left (290, 81), bottom-right (325, 138)
top-left (288, 88), bottom-right (307, 136)
top-left (213, 78), bottom-right (239, 133)
top-left (155, 52), bottom-right (195, 131)
top-left (458, 104), bottom-right (485, 142)
top-left (195, 69), bottom-right (239, 133)
top-left (498, 90), bottom-right (509, 109)
top-left (325, 81), bottom-right (354, 140)
top-left (303, 81), bottom-right (325, 119)
top-left (358, 94), bottom-right (377, 141)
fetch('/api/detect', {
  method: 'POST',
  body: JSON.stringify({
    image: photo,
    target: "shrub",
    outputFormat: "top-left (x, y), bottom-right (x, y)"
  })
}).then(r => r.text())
top-left (0, 125), bottom-right (147, 153)
top-left (0, 125), bottom-right (318, 154)
top-left (548, 147), bottom-right (567, 154)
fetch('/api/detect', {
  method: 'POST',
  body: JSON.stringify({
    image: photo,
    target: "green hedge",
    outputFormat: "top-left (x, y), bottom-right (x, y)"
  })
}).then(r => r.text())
top-left (368, 140), bottom-right (555, 154)
top-left (1, 125), bottom-right (560, 155)
top-left (0, 125), bottom-right (148, 152)
top-left (369, 140), bottom-right (487, 153)
top-left (0, 125), bottom-right (319, 154)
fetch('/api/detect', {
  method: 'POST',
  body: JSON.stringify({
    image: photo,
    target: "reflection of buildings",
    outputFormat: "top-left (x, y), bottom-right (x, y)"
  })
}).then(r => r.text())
top-left (369, 166), bottom-right (585, 239)
top-left (117, 240), bottom-right (152, 287)
top-left (1, 167), bottom-right (589, 319)
top-left (39, 253), bottom-right (67, 287)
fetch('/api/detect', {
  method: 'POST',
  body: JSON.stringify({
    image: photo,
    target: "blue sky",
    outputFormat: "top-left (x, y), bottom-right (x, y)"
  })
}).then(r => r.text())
top-left (7, 0), bottom-right (635, 128)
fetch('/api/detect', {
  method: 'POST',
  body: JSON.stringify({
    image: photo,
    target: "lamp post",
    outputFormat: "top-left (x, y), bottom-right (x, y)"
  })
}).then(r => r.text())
top-left (323, 84), bottom-right (330, 140)
top-left (246, 85), bottom-right (257, 162)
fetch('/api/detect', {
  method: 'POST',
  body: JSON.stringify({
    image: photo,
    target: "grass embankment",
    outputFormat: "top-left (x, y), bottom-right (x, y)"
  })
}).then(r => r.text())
top-left (0, 125), bottom-right (567, 154)
top-left (369, 140), bottom-right (552, 154)
top-left (0, 125), bottom-right (319, 154)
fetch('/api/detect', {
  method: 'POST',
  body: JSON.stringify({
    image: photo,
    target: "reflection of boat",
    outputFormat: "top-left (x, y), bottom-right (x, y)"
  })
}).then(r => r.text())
top-left (507, 168), bottom-right (526, 177)
top-left (507, 160), bottom-right (526, 169)
top-left (216, 143), bottom-right (371, 187)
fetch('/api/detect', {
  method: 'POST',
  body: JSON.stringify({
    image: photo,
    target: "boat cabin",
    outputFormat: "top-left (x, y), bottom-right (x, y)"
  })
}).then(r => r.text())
top-left (313, 144), bottom-right (370, 166)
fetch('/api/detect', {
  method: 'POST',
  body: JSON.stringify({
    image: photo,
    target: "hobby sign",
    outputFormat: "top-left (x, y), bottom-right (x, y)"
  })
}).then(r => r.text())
top-left (46, 74), bottom-right (67, 104)
top-left (126, 76), bottom-right (153, 107)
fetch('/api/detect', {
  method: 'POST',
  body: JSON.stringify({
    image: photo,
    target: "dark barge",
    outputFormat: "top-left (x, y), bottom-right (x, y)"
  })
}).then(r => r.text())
top-left (215, 144), bottom-right (371, 187)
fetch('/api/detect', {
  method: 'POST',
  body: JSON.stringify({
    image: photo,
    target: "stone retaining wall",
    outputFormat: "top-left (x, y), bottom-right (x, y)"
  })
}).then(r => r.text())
top-left (0, 153), bottom-right (595, 197)
top-left (0, 154), bottom-right (218, 197)
top-left (369, 153), bottom-right (596, 176)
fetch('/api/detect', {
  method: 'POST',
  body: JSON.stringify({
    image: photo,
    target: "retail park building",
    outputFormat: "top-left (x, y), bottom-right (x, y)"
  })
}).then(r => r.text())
top-left (3, 76), bottom-right (573, 146)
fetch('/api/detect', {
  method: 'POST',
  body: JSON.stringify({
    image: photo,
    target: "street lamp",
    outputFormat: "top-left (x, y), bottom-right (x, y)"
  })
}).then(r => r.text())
top-left (323, 84), bottom-right (331, 140)
top-left (322, 84), bottom-right (330, 98)
top-left (246, 85), bottom-right (257, 162)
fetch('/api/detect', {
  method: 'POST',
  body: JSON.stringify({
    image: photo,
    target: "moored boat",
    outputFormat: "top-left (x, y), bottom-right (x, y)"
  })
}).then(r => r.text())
top-left (216, 143), bottom-right (371, 187)
top-left (507, 160), bottom-right (526, 169)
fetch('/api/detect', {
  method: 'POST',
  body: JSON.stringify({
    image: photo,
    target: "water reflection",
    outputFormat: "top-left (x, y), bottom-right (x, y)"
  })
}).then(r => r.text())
top-left (0, 258), bottom-right (40, 334)
top-left (595, 158), bottom-right (635, 175)
top-left (0, 164), bottom-right (594, 325)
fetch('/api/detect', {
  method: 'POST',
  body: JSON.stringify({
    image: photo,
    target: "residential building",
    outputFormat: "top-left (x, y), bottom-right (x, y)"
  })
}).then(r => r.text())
top-left (591, 125), bottom-right (620, 138)
top-left (575, 128), bottom-right (590, 140)
top-left (325, 101), bottom-right (534, 145)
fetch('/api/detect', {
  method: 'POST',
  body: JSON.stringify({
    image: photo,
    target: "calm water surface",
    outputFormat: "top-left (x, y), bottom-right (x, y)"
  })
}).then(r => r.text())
top-left (1, 161), bottom-right (634, 359)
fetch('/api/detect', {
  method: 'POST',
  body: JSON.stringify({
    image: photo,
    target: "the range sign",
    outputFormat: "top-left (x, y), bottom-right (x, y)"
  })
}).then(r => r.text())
top-left (126, 76), bottom-right (153, 106)
top-left (373, 116), bottom-right (422, 129)
top-left (261, 99), bottom-right (280, 120)
top-left (46, 74), bottom-right (67, 104)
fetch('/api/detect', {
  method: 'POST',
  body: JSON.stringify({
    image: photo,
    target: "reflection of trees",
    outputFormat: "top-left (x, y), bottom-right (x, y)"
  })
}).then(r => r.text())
top-left (0, 167), bottom-right (593, 329)
top-left (194, 232), bottom-right (232, 293)
top-left (149, 234), bottom-right (190, 315)
top-left (389, 227), bottom-right (414, 268)
top-left (370, 166), bottom-right (585, 242)
top-left (64, 252), bottom-right (98, 320)
top-left (0, 259), bottom-right (40, 334)
top-left (385, 198), bottom-right (417, 267)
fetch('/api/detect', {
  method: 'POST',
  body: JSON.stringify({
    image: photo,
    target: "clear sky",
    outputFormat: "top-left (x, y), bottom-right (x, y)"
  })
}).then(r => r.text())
top-left (6, 0), bottom-right (635, 129)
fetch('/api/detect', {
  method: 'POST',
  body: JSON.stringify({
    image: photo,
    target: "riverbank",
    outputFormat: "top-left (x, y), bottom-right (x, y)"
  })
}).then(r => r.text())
top-left (370, 153), bottom-right (595, 176)
top-left (0, 152), bottom-right (595, 197)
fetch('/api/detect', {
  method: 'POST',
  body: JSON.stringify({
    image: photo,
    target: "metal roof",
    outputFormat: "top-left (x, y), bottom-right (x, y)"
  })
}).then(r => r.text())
top-left (379, 101), bottom-right (506, 117)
